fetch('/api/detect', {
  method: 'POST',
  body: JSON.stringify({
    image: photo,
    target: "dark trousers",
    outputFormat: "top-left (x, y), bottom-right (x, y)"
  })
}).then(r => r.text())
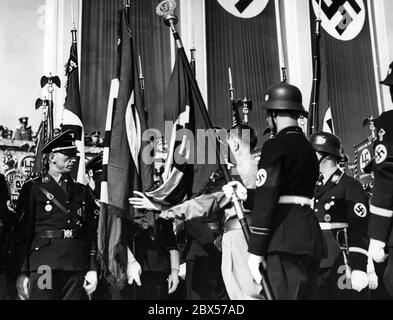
top-left (319, 267), bottom-right (370, 300)
top-left (267, 253), bottom-right (320, 300)
top-left (186, 256), bottom-right (228, 300)
top-left (382, 248), bottom-right (393, 298)
top-left (29, 270), bottom-right (85, 300)
top-left (0, 270), bottom-right (16, 300)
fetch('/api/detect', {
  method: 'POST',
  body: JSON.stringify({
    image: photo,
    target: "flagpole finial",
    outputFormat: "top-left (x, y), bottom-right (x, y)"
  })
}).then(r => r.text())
top-left (124, 0), bottom-right (131, 8)
top-left (156, 0), bottom-right (178, 27)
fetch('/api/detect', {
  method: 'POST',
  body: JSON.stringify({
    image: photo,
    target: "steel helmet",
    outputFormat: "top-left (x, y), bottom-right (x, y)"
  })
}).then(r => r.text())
top-left (261, 83), bottom-right (308, 117)
top-left (309, 132), bottom-right (343, 160)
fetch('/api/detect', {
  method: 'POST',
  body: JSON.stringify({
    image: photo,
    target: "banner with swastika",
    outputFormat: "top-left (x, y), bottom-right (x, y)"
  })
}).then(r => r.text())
top-left (206, 0), bottom-right (280, 147)
top-left (217, 0), bottom-right (269, 19)
top-left (311, 0), bottom-right (366, 41)
top-left (309, 0), bottom-right (379, 162)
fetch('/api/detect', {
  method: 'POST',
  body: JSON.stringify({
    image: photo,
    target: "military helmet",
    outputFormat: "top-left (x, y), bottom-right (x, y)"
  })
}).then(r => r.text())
top-left (309, 132), bottom-right (343, 160)
top-left (261, 83), bottom-right (308, 117)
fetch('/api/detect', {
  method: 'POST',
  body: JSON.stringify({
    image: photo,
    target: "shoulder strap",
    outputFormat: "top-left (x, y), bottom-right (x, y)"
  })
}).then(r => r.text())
top-left (36, 185), bottom-right (68, 215)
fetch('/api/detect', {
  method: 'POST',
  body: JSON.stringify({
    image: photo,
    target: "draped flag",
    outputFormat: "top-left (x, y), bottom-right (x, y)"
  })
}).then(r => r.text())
top-left (309, 0), bottom-right (379, 155)
top-left (97, 8), bottom-right (154, 289)
top-left (146, 44), bottom-right (219, 206)
top-left (62, 29), bottom-right (87, 184)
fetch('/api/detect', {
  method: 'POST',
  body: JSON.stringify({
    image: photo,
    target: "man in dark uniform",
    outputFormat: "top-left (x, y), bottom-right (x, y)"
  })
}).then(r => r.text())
top-left (247, 83), bottom-right (326, 300)
top-left (15, 130), bottom-right (98, 300)
top-left (0, 173), bottom-right (17, 300)
top-left (367, 110), bottom-right (393, 297)
top-left (14, 117), bottom-right (32, 141)
top-left (310, 132), bottom-right (369, 299)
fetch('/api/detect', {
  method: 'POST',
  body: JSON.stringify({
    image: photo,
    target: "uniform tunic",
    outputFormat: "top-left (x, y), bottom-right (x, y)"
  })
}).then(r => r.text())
top-left (15, 174), bottom-right (97, 299)
top-left (367, 110), bottom-right (393, 296)
top-left (314, 169), bottom-right (369, 299)
top-left (248, 126), bottom-right (326, 300)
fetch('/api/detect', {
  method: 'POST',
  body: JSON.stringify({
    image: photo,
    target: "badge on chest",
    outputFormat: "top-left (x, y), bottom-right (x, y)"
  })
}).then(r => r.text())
top-left (45, 201), bottom-right (53, 213)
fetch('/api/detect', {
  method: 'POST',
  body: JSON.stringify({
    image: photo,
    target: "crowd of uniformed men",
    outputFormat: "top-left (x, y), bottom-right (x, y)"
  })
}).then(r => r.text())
top-left (0, 63), bottom-right (393, 300)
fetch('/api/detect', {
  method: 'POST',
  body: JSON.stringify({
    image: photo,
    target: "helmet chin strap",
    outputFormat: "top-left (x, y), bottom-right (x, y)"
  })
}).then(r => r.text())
top-left (269, 111), bottom-right (278, 136)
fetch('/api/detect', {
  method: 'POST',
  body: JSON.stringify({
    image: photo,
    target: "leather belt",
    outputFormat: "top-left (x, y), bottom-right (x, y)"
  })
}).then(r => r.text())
top-left (35, 229), bottom-right (78, 239)
top-left (278, 196), bottom-right (314, 208)
top-left (224, 215), bottom-right (252, 233)
top-left (319, 222), bottom-right (349, 230)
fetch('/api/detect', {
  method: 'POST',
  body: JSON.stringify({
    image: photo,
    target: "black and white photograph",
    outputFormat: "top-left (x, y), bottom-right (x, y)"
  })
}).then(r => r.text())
top-left (0, 0), bottom-right (393, 309)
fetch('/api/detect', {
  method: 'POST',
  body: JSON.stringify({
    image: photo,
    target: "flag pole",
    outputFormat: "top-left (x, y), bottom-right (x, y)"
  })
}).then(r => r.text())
top-left (156, 0), bottom-right (274, 300)
top-left (190, 25), bottom-right (196, 75)
top-left (308, 0), bottom-right (322, 136)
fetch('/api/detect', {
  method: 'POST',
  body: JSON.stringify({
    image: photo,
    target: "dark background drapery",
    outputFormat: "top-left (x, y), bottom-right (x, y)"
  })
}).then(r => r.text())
top-left (205, 0), bottom-right (280, 147)
top-left (81, 0), bottom-right (171, 135)
top-left (310, 0), bottom-right (379, 159)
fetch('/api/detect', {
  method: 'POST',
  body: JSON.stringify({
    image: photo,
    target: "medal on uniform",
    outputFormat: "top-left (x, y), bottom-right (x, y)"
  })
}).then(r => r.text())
top-left (324, 214), bottom-right (331, 223)
top-left (45, 201), bottom-right (53, 213)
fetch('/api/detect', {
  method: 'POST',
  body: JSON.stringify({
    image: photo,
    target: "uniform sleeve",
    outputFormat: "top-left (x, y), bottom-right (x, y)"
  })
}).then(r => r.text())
top-left (165, 192), bottom-right (231, 221)
top-left (15, 181), bottom-right (36, 274)
top-left (158, 218), bottom-right (178, 251)
top-left (85, 188), bottom-right (98, 271)
top-left (345, 178), bottom-right (369, 272)
top-left (249, 141), bottom-right (283, 256)
top-left (368, 158), bottom-right (393, 244)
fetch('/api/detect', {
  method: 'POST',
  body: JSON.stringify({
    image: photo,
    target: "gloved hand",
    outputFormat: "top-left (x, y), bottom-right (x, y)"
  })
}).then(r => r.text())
top-left (367, 257), bottom-right (378, 290)
top-left (16, 274), bottom-right (29, 300)
top-left (351, 270), bottom-right (369, 292)
top-left (367, 271), bottom-right (379, 290)
top-left (222, 181), bottom-right (247, 201)
top-left (127, 248), bottom-right (142, 286)
top-left (129, 191), bottom-right (162, 211)
top-left (248, 253), bottom-right (264, 284)
top-left (178, 263), bottom-right (186, 281)
top-left (368, 239), bottom-right (387, 263)
top-left (83, 270), bottom-right (98, 296)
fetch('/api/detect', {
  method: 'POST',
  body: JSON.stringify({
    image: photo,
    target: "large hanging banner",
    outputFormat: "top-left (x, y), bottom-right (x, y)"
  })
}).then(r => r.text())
top-left (309, 0), bottom-right (379, 158)
top-left (81, 0), bottom-right (171, 134)
top-left (205, 0), bottom-right (280, 144)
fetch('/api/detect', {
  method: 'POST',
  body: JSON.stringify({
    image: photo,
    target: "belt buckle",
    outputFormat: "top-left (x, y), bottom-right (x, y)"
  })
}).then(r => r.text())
top-left (63, 229), bottom-right (73, 239)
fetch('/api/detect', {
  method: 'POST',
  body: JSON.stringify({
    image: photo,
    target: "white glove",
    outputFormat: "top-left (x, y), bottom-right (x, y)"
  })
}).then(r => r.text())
top-left (222, 181), bottom-right (247, 201)
top-left (367, 257), bottom-right (378, 290)
top-left (248, 253), bottom-right (264, 284)
top-left (16, 274), bottom-right (29, 300)
top-left (367, 271), bottom-right (379, 290)
top-left (178, 263), bottom-right (186, 281)
top-left (368, 239), bottom-right (387, 263)
top-left (351, 270), bottom-right (369, 292)
top-left (126, 248), bottom-right (142, 286)
top-left (83, 270), bottom-right (98, 296)
top-left (129, 191), bottom-right (162, 211)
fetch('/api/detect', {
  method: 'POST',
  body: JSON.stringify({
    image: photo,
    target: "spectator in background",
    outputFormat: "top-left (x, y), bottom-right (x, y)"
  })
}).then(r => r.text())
top-left (6, 130), bottom-right (13, 140)
top-left (14, 117), bottom-right (32, 141)
top-left (91, 131), bottom-right (103, 147)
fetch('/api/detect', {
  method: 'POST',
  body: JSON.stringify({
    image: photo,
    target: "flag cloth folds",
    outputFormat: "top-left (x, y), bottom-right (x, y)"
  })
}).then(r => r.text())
top-left (62, 29), bottom-right (87, 185)
top-left (97, 8), bottom-right (154, 290)
top-left (309, 0), bottom-right (379, 154)
top-left (146, 45), bottom-right (218, 206)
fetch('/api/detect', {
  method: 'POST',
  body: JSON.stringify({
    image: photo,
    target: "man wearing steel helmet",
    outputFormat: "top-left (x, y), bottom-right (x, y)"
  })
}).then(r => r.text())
top-left (310, 132), bottom-right (371, 299)
top-left (247, 83), bottom-right (326, 300)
